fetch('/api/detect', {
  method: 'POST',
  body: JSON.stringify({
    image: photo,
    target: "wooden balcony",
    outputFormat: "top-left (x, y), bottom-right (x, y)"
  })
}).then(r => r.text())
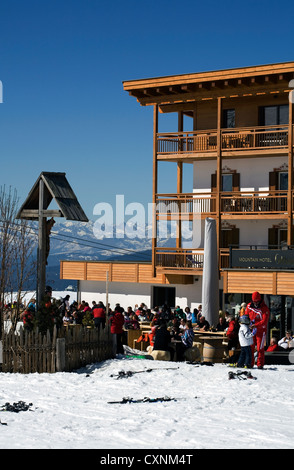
top-left (155, 247), bottom-right (229, 273)
top-left (156, 190), bottom-right (289, 220)
top-left (157, 125), bottom-right (292, 160)
top-left (220, 190), bottom-right (288, 219)
top-left (156, 193), bottom-right (216, 219)
top-left (156, 248), bottom-right (204, 273)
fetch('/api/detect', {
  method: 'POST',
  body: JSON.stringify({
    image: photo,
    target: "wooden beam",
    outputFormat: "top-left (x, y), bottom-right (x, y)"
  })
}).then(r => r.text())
top-left (37, 179), bottom-right (46, 308)
top-left (138, 83), bottom-right (291, 106)
top-left (216, 97), bottom-right (222, 257)
top-left (288, 94), bottom-right (293, 246)
top-left (152, 105), bottom-right (158, 277)
top-left (19, 209), bottom-right (62, 219)
top-left (181, 84), bottom-right (194, 92)
top-left (177, 112), bottom-right (183, 249)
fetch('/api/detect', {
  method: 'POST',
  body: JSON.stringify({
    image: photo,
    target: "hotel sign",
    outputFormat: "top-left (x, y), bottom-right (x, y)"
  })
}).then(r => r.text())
top-left (230, 249), bottom-right (294, 269)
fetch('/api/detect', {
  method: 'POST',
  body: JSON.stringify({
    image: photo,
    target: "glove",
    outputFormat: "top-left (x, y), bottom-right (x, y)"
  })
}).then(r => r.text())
top-left (252, 328), bottom-right (257, 336)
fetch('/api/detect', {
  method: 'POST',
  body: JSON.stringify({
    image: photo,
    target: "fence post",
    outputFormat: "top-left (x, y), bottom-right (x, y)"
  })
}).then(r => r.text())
top-left (56, 338), bottom-right (66, 372)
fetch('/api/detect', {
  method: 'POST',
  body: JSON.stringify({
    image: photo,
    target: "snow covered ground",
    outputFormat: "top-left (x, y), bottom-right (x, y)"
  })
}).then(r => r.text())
top-left (4, 290), bottom-right (78, 305)
top-left (0, 354), bottom-right (293, 450)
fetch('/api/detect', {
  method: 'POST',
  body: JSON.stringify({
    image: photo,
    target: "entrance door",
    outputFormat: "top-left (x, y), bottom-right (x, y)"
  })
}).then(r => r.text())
top-left (152, 286), bottom-right (176, 309)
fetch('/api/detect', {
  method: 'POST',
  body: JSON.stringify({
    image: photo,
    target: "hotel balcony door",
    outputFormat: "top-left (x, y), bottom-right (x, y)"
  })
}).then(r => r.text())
top-left (221, 227), bottom-right (239, 249)
top-left (269, 170), bottom-right (288, 211)
top-left (211, 172), bottom-right (240, 212)
top-left (268, 227), bottom-right (289, 248)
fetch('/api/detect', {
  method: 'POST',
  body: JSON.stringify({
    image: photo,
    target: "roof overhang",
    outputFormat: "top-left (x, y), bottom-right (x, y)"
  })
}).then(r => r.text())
top-left (123, 61), bottom-right (294, 108)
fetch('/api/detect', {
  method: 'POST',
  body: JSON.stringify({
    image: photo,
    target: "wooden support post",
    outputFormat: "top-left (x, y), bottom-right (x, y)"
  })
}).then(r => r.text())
top-left (288, 98), bottom-right (293, 246)
top-left (216, 97), bottom-right (223, 257)
top-left (37, 178), bottom-right (46, 308)
top-left (56, 338), bottom-right (66, 372)
top-left (193, 103), bottom-right (197, 131)
top-left (106, 271), bottom-right (109, 315)
top-left (177, 112), bottom-right (183, 249)
top-left (152, 105), bottom-right (158, 277)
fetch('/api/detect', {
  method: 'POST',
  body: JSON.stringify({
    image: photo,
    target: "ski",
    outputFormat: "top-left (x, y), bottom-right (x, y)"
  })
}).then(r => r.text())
top-left (228, 370), bottom-right (257, 380)
top-left (110, 367), bottom-right (179, 379)
top-left (108, 395), bottom-right (198, 404)
top-left (107, 396), bottom-right (177, 404)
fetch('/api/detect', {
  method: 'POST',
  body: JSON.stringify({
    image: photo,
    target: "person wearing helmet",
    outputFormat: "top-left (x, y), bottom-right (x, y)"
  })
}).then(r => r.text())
top-left (236, 315), bottom-right (256, 368)
top-left (245, 291), bottom-right (270, 369)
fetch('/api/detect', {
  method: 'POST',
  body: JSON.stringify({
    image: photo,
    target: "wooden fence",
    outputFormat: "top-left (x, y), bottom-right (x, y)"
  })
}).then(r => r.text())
top-left (1, 324), bottom-right (114, 374)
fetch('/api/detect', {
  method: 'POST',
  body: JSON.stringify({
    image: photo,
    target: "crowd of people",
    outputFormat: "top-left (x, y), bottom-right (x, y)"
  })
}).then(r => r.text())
top-left (5, 289), bottom-right (294, 366)
top-left (52, 299), bottom-right (209, 359)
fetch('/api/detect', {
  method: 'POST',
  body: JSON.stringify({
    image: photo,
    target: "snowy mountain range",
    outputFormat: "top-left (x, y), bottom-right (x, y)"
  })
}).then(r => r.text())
top-left (20, 219), bottom-right (194, 290)
top-left (48, 219), bottom-right (197, 265)
top-left (46, 219), bottom-right (196, 289)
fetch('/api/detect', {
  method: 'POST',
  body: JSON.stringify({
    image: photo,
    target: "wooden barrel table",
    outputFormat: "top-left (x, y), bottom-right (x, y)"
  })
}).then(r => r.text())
top-left (199, 336), bottom-right (226, 363)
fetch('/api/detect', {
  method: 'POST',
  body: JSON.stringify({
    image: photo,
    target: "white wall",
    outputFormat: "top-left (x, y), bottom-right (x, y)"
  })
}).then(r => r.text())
top-left (193, 156), bottom-right (288, 192)
top-left (192, 156), bottom-right (288, 247)
top-left (79, 279), bottom-right (204, 311)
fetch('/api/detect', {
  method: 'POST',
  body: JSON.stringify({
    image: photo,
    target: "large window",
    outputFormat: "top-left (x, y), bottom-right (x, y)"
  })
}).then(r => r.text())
top-left (259, 104), bottom-right (288, 126)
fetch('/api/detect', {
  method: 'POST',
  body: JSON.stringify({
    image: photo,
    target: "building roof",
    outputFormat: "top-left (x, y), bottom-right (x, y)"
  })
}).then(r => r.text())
top-left (16, 172), bottom-right (89, 222)
top-left (123, 61), bottom-right (294, 107)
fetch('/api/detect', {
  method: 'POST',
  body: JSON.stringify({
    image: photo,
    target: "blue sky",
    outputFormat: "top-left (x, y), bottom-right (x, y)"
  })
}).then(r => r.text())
top-left (0, 0), bottom-right (294, 221)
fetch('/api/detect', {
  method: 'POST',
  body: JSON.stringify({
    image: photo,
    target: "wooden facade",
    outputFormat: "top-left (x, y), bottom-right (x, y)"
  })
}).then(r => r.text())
top-left (60, 260), bottom-right (194, 285)
top-left (222, 270), bottom-right (294, 297)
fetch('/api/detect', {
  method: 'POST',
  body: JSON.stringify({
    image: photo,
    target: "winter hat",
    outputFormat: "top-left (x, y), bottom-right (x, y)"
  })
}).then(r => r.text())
top-left (252, 291), bottom-right (261, 302)
top-left (239, 315), bottom-right (250, 325)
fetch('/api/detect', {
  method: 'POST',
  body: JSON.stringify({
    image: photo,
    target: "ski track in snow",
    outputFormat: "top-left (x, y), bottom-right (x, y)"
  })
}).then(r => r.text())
top-left (0, 358), bottom-right (293, 449)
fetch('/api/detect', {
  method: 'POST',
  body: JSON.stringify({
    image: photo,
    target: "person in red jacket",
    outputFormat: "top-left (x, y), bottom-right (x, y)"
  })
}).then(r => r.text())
top-left (92, 301), bottom-right (106, 331)
top-left (245, 291), bottom-right (270, 369)
top-left (266, 337), bottom-right (280, 352)
top-left (109, 305), bottom-right (125, 354)
top-left (226, 314), bottom-right (239, 351)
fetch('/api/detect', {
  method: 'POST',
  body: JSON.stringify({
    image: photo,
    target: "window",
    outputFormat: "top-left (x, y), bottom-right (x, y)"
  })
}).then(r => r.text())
top-left (268, 227), bottom-right (290, 248)
top-left (220, 227), bottom-right (239, 248)
top-left (222, 174), bottom-right (233, 192)
top-left (278, 172), bottom-right (288, 191)
top-left (223, 109), bottom-right (235, 128)
top-left (259, 105), bottom-right (289, 126)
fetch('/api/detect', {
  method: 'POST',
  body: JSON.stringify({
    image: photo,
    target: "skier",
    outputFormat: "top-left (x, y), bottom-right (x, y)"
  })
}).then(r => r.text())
top-left (245, 291), bottom-right (270, 369)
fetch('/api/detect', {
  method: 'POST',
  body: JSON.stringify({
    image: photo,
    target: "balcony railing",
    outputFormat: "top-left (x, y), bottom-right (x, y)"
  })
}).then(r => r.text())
top-left (156, 248), bottom-right (204, 270)
top-left (220, 190), bottom-right (288, 214)
top-left (157, 125), bottom-right (291, 155)
top-left (156, 191), bottom-right (289, 217)
top-left (156, 193), bottom-right (216, 217)
top-left (156, 246), bottom-right (294, 272)
top-left (156, 247), bottom-right (229, 271)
